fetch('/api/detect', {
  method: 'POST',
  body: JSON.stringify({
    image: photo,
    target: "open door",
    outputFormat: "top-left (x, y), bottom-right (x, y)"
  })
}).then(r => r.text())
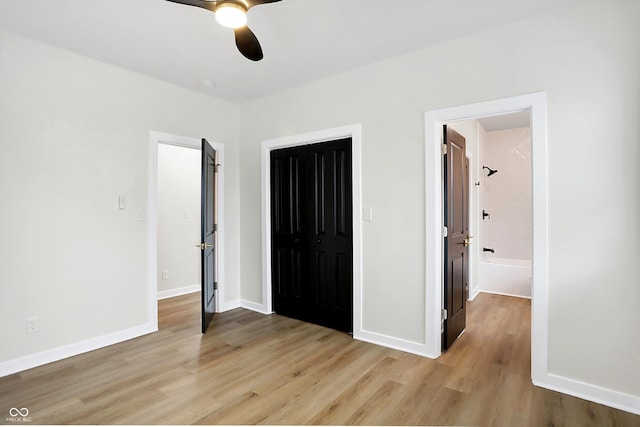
top-left (443, 126), bottom-right (469, 350)
top-left (200, 138), bottom-right (217, 333)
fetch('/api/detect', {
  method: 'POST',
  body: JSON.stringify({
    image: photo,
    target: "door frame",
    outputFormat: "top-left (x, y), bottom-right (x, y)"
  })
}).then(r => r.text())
top-left (424, 92), bottom-right (548, 384)
top-left (147, 131), bottom-right (226, 330)
top-left (260, 124), bottom-right (363, 334)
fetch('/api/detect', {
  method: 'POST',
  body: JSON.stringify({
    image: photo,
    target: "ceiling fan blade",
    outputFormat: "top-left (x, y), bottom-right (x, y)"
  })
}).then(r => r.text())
top-left (234, 26), bottom-right (263, 61)
top-left (244, 0), bottom-right (282, 10)
top-left (167, 0), bottom-right (275, 61)
top-left (165, 0), bottom-right (216, 12)
top-left (166, 0), bottom-right (281, 12)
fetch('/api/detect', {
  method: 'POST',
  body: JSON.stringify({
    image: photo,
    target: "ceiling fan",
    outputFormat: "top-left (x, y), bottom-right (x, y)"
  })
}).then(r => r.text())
top-left (166, 0), bottom-right (281, 61)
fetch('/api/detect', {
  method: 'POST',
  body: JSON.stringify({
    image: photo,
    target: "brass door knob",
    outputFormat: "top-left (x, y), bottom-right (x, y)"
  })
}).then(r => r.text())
top-left (195, 243), bottom-right (214, 250)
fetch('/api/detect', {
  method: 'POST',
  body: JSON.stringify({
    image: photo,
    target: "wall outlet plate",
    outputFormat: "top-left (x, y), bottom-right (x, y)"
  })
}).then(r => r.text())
top-left (363, 207), bottom-right (373, 222)
top-left (26, 317), bottom-right (39, 334)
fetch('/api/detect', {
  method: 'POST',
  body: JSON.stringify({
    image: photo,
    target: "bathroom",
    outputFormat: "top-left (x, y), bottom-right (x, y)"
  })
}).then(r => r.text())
top-left (449, 111), bottom-right (532, 299)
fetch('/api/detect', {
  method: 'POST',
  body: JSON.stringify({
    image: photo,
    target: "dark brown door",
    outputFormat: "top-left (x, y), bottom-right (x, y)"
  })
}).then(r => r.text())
top-left (200, 138), bottom-right (217, 333)
top-left (443, 126), bottom-right (469, 350)
top-left (271, 138), bottom-right (353, 332)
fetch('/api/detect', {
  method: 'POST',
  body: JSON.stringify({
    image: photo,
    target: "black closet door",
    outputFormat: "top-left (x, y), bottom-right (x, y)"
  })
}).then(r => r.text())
top-left (307, 139), bottom-right (353, 332)
top-left (271, 145), bottom-right (308, 322)
top-left (271, 138), bottom-right (353, 332)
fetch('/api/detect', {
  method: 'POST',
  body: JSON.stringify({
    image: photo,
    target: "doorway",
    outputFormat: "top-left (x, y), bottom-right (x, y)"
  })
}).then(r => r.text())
top-left (424, 92), bottom-right (549, 383)
top-left (157, 143), bottom-right (202, 301)
top-left (270, 138), bottom-right (353, 333)
top-left (475, 114), bottom-right (533, 299)
top-left (147, 131), bottom-right (226, 331)
top-left (442, 115), bottom-right (533, 350)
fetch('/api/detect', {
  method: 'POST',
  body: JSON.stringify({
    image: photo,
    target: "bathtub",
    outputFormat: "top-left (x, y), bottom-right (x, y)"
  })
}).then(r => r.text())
top-left (477, 257), bottom-right (531, 298)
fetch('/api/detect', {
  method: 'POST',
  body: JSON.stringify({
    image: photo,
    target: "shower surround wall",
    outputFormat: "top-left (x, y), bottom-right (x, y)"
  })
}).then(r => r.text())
top-left (479, 127), bottom-right (532, 298)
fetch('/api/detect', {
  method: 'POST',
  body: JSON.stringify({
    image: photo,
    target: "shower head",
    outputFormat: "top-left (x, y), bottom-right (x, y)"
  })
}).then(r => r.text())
top-left (483, 166), bottom-right (498, 177)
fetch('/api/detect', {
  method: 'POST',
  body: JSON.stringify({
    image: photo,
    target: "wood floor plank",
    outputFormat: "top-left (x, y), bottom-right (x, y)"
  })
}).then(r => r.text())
top-left (1, 291), bottom-right (638, 426)
top-left (344, 379), bottom-right (406, 425)
top-left (307, 356), bottom-right (400, 425)
top-left (378, 360), bottom-right (454, 426)
top-left (257, 341), bottom-right (390, 425)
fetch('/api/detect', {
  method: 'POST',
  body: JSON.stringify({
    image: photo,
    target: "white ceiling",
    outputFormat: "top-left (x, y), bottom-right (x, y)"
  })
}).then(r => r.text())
top-left (0, 0), bottom-right (579, 103)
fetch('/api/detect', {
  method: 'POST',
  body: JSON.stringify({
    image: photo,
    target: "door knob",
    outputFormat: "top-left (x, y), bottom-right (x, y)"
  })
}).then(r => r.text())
top-left (195, 243), bottom-right (214, 250)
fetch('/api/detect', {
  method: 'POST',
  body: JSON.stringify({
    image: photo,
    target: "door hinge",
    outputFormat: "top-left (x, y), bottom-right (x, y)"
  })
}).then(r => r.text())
top-left (441, 143), bottom-right (447, 156)
top-left (213, 223), bottom-right (218, 232)
top-left (214, 282), bottom-right (218, 290)
top-left (442, 225), bottom-right (448, 238)
top-left (441, 309), bottom-right (448, 321)
top-left (214, 163), bottom-right (221, 173)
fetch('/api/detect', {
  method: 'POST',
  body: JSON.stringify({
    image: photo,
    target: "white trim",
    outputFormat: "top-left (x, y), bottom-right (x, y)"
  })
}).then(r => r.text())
top-left (157, 284), bottom-right (200, 300)
top-left (475, 289), bottom-right (532, 300)
top-left (354, 330), bottom-right (438, 359)
top-left (0, 323), bottom-right (156, 377)
top-left (260, 124), bottom-right (363, 335)
top-left (148, 131), bottom-right (226, 318)
top-left (219, 300), bottom-right (241, 312)
top-left (536, 374), bottom-right (640, 416)
top-left (240, 299), bottom-right (272, 315)
top-left (424, 92), bottom-right (549, 380)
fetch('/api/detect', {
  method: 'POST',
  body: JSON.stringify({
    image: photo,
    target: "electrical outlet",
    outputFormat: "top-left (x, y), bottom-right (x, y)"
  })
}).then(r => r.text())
top-left (26, 317), bottom-right (39, 334)
top-left (363, 207), bottom-right (373, 222)
top-left (161, 270), bottom-right (169, 280)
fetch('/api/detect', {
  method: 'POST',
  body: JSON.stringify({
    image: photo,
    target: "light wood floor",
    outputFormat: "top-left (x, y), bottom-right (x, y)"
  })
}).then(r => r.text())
top-left (1, 292), bottom-right (638, 426)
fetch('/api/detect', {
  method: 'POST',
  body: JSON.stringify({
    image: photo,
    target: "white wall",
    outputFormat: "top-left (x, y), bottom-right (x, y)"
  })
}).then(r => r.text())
top-left (0, 31), bottom-right (240, 370)
top-left (238, 0), bottom-right (640, 406)
top-left (480, 127), bottom-right (532, 261)
top-left (157, 144), bottom-right (201, 298)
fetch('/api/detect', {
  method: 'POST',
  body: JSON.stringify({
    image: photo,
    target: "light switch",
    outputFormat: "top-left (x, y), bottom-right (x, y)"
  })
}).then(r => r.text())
top-left (118, 195), bottom-right (126, 210)
top-left (136, 210), bottom-right (144, 222)
top-left (184, 208), bottom-right (191, 218)
top-left (363, 207), bottom-right (373, 222)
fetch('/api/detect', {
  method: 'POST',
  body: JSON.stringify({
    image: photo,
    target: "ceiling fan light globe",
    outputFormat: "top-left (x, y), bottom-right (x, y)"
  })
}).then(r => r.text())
top-left (215, 4), bottom-right (247, 29)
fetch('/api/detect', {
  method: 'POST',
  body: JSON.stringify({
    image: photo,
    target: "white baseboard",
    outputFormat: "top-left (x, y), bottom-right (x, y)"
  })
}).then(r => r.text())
top-left (477, 289), bottom-right (531, 300)
top-left (240, 299), bottom-right (271, 315)
top-left (535, 372), bottom-right (640, 416)
top-left (469, 286), bottom-right (481, 300)
top-left (157, 284), bottom-right (200, 300)
top-left (0, 322), bottom-right (157, 378)
top-left (218, 299), bottom-right (241, 312)
top-left (354, 329), bottom-right (438, 359)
